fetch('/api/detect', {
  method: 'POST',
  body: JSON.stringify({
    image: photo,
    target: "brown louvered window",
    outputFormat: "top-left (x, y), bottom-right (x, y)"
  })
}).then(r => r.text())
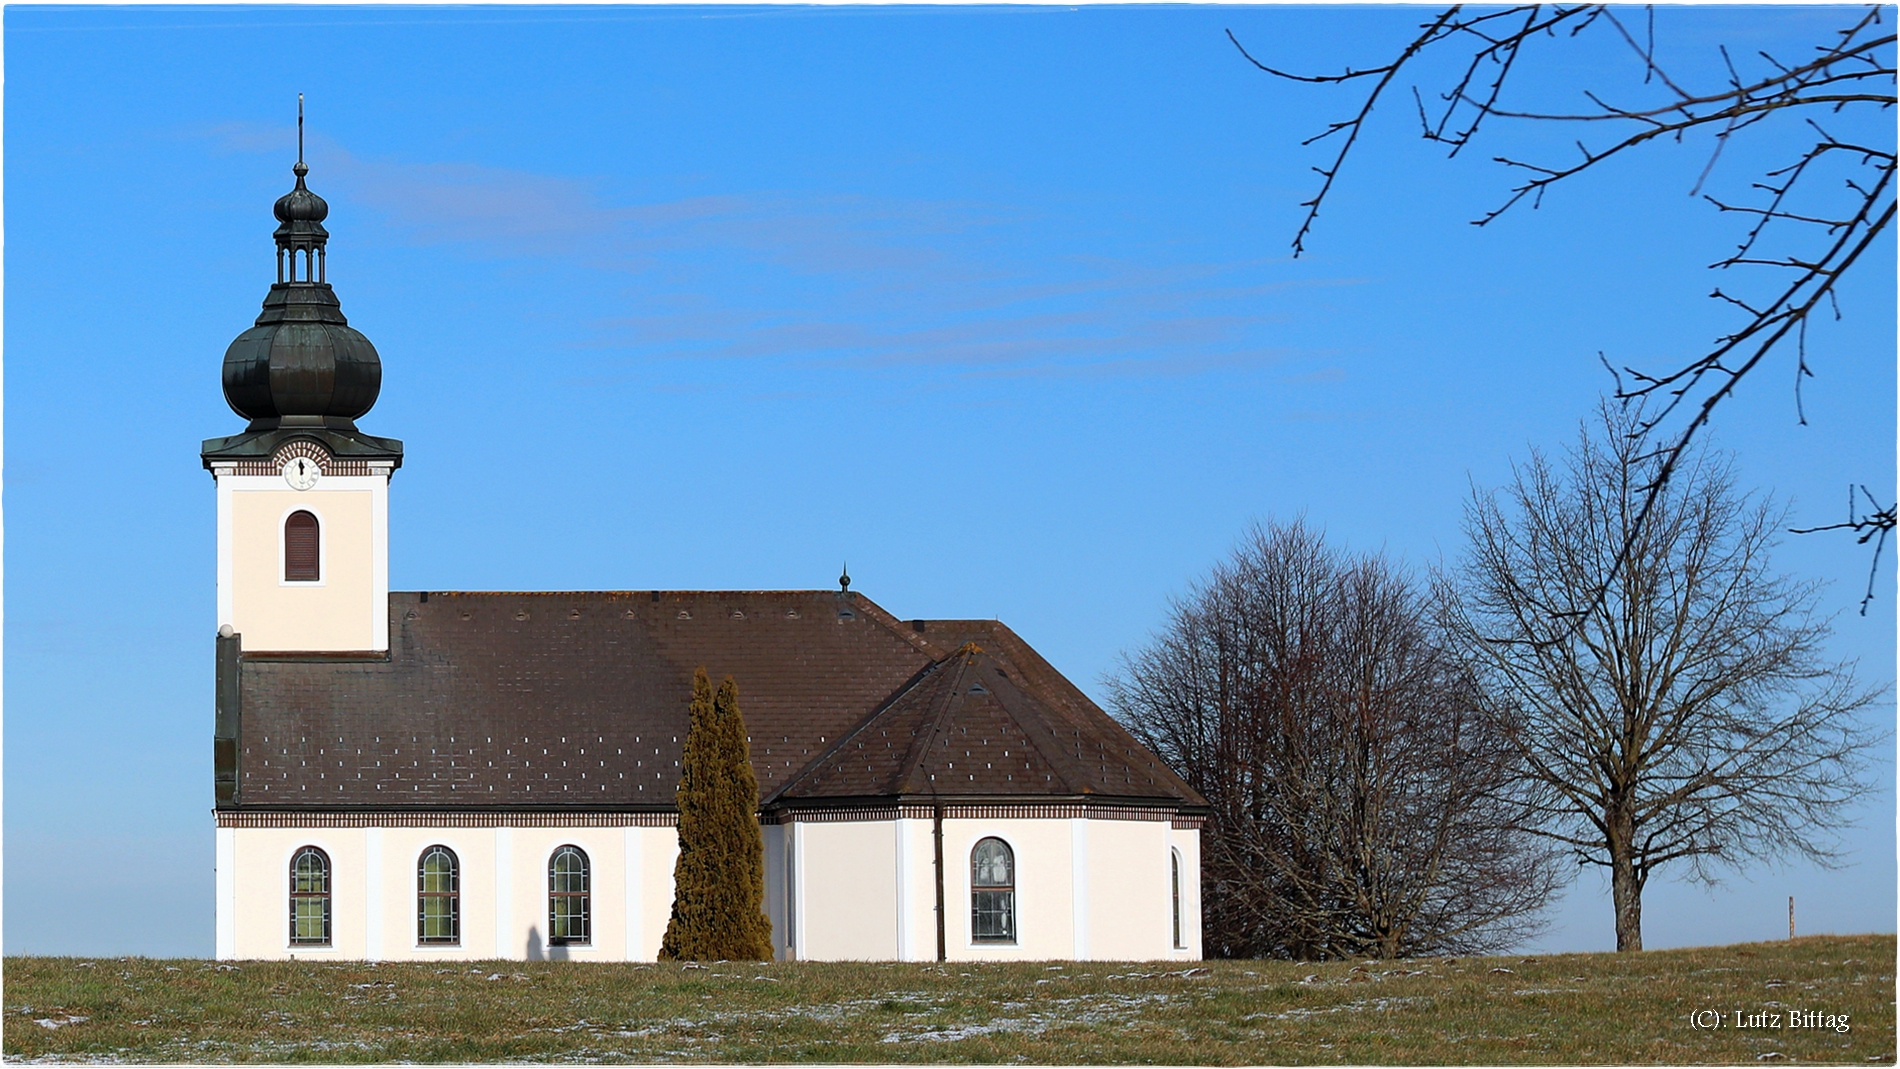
top-left (284, 511), bottom-right (320, 582)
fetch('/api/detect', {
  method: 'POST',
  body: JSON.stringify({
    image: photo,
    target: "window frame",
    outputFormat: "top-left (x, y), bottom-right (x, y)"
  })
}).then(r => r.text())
top-left (969, 836), bottom-right (1017, 945)
top-left (548, 844), bottom-right (591, 947)
top-left (288, 846), bottom-right (332, 947)
top-left (417, 844), bottom-right (460, 946)
top-left (282, 509), bottom-right (323, 585)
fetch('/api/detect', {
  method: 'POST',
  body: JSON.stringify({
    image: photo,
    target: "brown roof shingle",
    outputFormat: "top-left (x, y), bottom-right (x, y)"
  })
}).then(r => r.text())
top-left (231, 590), bottom-right (1201, 812)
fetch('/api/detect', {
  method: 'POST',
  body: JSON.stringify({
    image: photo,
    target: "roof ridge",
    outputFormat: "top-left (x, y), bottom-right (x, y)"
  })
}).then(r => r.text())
top-left (977, 623), bottom-right (1201, 800)
top-left (901, 648), bottom-right (981, 798)
top-left (761, 656), bottom-right (943, 804)
top-left (850, 596), bottom-right (949, 659)
top-left (397, 589), bottom-right (855, 598)
top-left (975, 652), bottom-right (1089, 795)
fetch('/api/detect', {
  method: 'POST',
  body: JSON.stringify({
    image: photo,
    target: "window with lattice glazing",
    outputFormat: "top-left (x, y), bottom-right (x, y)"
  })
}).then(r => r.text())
top-left (549, 845), bottom-right (590, 945)
top-left (971, 837), bottom-right (1016, 943)
top-left (418, 845), bottom-right (459, 945)
top-left (289, 847), bottom-right (331, 946)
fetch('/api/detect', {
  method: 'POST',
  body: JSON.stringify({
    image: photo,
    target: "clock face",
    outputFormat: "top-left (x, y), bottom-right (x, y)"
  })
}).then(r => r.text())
top-left (283, 456), bottom-right (320, 491)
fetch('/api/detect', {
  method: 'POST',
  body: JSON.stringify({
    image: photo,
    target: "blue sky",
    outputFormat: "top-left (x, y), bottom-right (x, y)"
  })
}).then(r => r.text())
top-left (5, 4), bottom-right (1893, 958)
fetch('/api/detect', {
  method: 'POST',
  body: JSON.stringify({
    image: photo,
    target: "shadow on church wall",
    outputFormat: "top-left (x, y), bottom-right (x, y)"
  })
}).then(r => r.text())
top-left (524, 925), bottom-right (570, 961)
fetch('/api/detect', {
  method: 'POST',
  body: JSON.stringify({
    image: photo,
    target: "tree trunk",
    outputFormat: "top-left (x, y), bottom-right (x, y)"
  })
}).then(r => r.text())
top-left (1609, 810), bottom-right (1643, 952)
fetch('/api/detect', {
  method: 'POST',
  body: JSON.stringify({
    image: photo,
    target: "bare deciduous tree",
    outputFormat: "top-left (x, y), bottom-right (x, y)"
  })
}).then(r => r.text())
top-left (1234, 6), bottom-right (1896, 606)
top-left (1109, 521), bottom-right (1553, 960)
top-left (1441, 402), bottom-right (1882, 952)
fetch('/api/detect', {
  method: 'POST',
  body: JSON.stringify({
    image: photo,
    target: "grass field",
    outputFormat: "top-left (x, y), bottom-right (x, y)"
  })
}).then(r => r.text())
top-left (4, 934), bottom-right (1893, 1064)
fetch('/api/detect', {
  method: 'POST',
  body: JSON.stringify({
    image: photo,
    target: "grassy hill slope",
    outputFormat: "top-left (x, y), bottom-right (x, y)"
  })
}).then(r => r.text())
top-left (4, 934), bottom-right (1893, 1063)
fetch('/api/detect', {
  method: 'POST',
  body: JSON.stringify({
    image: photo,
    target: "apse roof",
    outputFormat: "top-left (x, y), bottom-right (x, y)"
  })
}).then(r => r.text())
top-left (229, 589), bottom-right (1202, 812)
top-left (772, 641), bottom-right (1199, 804)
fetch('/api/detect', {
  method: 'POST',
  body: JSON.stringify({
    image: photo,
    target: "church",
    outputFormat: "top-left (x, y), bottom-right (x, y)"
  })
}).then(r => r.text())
top-left (204, 143), bottom-right (1206, 963)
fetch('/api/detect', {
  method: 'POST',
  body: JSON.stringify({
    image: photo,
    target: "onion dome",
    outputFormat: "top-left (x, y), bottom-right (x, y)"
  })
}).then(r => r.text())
top-left (221, 154), bottom-right (382, 426)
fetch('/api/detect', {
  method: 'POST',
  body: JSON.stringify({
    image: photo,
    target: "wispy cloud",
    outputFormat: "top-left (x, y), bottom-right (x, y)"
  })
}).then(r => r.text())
top-left (206, 125), bottom-right (1359, 381)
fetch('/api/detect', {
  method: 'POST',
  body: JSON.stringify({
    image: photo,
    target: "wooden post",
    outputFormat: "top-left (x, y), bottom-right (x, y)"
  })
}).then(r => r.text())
top-left (1788, 896), bottom-right (1795, 939)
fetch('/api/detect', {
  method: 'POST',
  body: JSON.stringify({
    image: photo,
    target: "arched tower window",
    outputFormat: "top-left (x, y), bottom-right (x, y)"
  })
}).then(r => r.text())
top-left (284, 510), bottom-right (320, 582)
top-left (548, 845), bottom-right (590, 946)
top-left (418, 845), bottom-right (459, 945)
top-left (1171, 849), bottom-right (1185, 949)
top-left (289, 846), bottom-right (331, 946)
top-left (971, 837), bottom-right (1016, 944)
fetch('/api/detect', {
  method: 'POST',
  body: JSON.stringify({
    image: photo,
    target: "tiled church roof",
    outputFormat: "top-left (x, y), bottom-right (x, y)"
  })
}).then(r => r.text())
top-left (231, 590), bottom-right (1203, 812)
top-left (773, 643), bottom-right (1198, 803)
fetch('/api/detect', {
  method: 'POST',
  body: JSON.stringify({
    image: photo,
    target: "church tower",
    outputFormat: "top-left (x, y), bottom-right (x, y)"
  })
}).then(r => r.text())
top-left (201, 122), bottom-right (401, 654)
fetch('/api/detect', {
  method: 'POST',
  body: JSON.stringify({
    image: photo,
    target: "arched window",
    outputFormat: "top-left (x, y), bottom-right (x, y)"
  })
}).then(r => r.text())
top-left (549, 845), bottom-right (590, 946)
top-left (1171, 849), bottom-right (1185, 949)
top-left (418, 845), bottom-right (459, 945)
top-left (971, 837), bottom-right (1015, 944)
top-left (289, 846), bottom-right (331, 946)
top-left (284, 511), bottom-right (320, 582)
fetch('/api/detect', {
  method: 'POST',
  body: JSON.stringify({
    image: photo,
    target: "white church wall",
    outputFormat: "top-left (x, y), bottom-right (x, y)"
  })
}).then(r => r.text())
top-left (219, 475), bottom-right (386, 652)
top-left (940, 818), bottom-right (1076, 961)
top-left (225, 818), bottom-right (1195, 962)
top-left (375, 828), bottom-right (497, 959)
top-left (1083, 819), bottom-right (1179, 961)
top-left (502, 827), bottom-right (623, 961)
top-left (635, 827), bottom-right (681, 961)
top-left (893, 817), bottom-right (933, 961)
top-left (763, 824), bottom-right (789, 960)
top-left (793, 820), bottom-right (900, 961)
top-left (225, 824), bottom-right (681, 961)
top-left (230, 828), bottom-right (370, 960)
top-left (771, 814), bottom-right (1202, 963)
top-left (1166, 826), bottom-right (1203, 960)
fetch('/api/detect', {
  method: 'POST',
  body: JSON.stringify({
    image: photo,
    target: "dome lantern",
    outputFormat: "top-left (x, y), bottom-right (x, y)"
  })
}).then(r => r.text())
top-left (273, 97), bottom-right (329, 284)
top-left (218, 96), bottom-right (384, 430)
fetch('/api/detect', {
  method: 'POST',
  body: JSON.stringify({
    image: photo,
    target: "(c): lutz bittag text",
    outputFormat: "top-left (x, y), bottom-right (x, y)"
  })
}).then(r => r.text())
top-left (1687, 1009), bottom-right (1851, 1033)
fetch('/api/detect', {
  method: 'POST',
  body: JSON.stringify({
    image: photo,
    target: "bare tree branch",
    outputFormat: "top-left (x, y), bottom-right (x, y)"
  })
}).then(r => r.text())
top-left (1791, 485), bottom-right (1896, 614)
top-left (1237, 6), bottom-right (1896, 613)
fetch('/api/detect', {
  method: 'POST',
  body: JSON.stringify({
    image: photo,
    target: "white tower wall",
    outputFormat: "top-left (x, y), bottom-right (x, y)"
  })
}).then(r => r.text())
top-left (212, 464), bottom-right (390, 652)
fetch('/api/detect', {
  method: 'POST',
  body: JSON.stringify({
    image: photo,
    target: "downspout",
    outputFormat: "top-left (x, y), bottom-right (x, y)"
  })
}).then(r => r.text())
top-left (934, 804), bottom-right (946, 962)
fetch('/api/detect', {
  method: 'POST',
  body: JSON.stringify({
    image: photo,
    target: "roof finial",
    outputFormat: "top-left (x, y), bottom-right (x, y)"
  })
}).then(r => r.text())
top-left (294, 93), bottom-right (308, 182)
top-left (839, 563), bottom-right (851, 593)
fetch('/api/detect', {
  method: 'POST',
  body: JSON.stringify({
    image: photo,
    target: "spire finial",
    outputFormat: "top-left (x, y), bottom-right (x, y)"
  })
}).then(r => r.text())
top-left (839, 563), bottom-right (851, 593)
top-left (294, 94), bottom-right (308, 181)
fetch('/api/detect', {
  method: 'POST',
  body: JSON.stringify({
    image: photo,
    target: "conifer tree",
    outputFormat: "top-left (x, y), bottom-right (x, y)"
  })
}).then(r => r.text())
top-left (660, 668), bottom-right (774, 961)
top-left (713, 675), bottom-right (774, 958)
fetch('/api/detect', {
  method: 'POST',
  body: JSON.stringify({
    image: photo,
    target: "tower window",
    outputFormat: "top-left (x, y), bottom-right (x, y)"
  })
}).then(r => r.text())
top-left (289, 846), bottom-right (331, 946)
top-left (548, 845), bottom-right (590, 946)
top-left (417, 845), bottom-right (459, 945)
top-left (284, 511), bottom-right (320, 581)
top-left (971, 837), bottom-right (1016, 944)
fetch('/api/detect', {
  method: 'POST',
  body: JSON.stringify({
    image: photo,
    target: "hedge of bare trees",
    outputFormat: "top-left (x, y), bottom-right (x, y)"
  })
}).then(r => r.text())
top-left (1109, 521), bottom-right (1553, 959)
